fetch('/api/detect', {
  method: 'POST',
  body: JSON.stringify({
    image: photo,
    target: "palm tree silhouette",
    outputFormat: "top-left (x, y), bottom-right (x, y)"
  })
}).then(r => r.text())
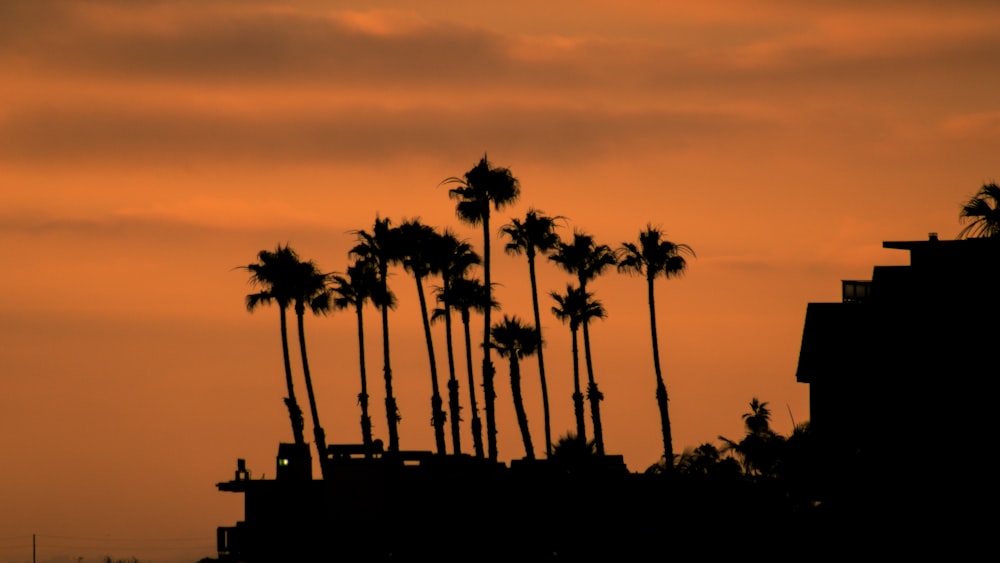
top-left (398, 219), bottom-right (448, 455)
top-left (241, 244), bottom-right (307, 447)
top-left (490, 315), bottom-right (541, 461)
top-left (288, 256), bottom-right (334, 477)
top-left (350, 217), bottom-right (404, 452)
top-left (549, 231), bottom-right (616, 455)
top-left (437, 276), bottom-right (496, 459)
top-left (617, 225), bottom-right (694, 472)
top-left (719, 397), bottom-right (784, 478)
top-left (432, 229), bottom-right (482, 455)
top-left (330, 258), bottom-right (392, 455)
top-left (551, 431), bottom-right (597, 464)
top-left (958, 182), bottom-right (1000, 238)
top-left (501, 208), bottom-right (563, 457)
top-left (550, 284), bottom-right (605, 447)
top-left (443, 154), bottom-right (521, 462)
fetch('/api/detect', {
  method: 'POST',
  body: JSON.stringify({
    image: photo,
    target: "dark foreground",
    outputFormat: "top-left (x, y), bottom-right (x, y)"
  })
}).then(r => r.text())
top-left (213, 445), bottom-right (988, 562)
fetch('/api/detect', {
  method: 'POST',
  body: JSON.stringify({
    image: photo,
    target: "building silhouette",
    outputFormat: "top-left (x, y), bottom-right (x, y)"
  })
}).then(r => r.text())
top-left (795, 233), bottom-right (996, 549)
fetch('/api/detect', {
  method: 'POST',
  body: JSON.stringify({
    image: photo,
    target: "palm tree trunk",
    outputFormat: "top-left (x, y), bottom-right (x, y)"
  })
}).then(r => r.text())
top-left (527, 251), bottom-right (552, 457)
top-left (582, 321), bottom-right (605, 456)
top-left (509, 355), bottom-right (534, 460)
top-left (279, 307), bottom-right (306, 445)
top-left (380, 268), bottom-right (400, 452)
top-left (463, 312), bottom-right (485, 458)
top-left (415, 276), bottom-right (447, 455)
top-left (296, 308), bottom-right (329, 478)
top-left (443, 296), bottom-right (463, 455)
top-left (648, 275), bottom-right (673, 469)
top-left (482, 357), bottom-right (497, 461)
top-left (482, 219), bottom-right (498, 462)
top-left (571, 327), bottom-right (586, 443)
top-left (355, 305), bottom-right (373, 456)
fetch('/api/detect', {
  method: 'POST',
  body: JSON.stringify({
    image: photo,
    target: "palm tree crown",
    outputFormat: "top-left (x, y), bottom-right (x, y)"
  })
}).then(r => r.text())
top-left (501, 209), bottom-right (563, 260)
top-left (958, 182), bottom-right (1000, 238)
top-left (550, 285), bottom-right (606, 334)
top-left (444, 154), bottom-right (521, 227)
top-left (616, 225), bottom-right (695, 282)
top-left (549, 230), bottom-right (617, 290)
top-left (491, 315), bottom-right (542, 361)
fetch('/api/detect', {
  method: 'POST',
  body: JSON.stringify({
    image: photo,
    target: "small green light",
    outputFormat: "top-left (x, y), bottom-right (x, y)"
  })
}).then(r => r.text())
top-left (278, 458), bottom-right (289, 466)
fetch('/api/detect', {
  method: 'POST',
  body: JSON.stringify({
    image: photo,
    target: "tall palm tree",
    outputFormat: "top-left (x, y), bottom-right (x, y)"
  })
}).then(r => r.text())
top-left (436, 276), bottom-right (496, 459)
top-left (288, 257), bottom-right (334, 477)
top-left (549, 231), bottom-right (616, 455)
top-left (241, 244), bottom-right (307, 447)
top-left (617, 225), bottom-right (694, 471)
top-left (432, 229), bottom-right (482, 455)
top-left (398, 219), bottom-right (448, 455)
top-left (350, 217), bottom-right (404, 452)
top-left (443, 154), bottom-right (521, 461)
top-left (490, 315), bottom-right (541, 461)
top-left (500, 208), bottom-right (563, 457)
top-left (330, 258), bottom-right (392, 455)
top-left (550, 284), bottom-right (605, 447)
top-left (958, 182), bottom-right (1000, 238)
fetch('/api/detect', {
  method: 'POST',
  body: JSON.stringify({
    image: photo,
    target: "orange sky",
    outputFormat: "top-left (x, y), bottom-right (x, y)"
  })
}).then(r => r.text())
top-left (2, 1), bottom-right (999, 561)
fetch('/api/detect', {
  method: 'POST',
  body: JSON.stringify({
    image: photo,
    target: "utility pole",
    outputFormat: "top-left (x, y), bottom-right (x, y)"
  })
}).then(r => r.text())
top-left (33, 533), bottom-right (36, 563)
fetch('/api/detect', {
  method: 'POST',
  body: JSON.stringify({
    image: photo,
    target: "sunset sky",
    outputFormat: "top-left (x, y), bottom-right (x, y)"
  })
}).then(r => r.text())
top-left (2, 1), bottom-right (998, 561)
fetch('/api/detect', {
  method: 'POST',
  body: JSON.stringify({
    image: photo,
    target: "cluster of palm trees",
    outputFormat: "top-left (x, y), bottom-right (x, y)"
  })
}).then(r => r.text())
top-left (647, 398), bottom-right (816, 502)
top-left (240, 154), bottom-right (694, 472)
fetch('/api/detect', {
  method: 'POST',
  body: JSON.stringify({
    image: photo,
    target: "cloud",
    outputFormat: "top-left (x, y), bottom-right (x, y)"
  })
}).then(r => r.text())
top-left (6, 1), bottom-right (998, 91)
top-left (0, 100), bottom-right (774, 165)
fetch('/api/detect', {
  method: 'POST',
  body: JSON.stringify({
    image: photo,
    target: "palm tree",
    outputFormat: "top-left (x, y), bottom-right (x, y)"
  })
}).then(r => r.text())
top-left (443, 154), bottom-right (521, 461)
top-left (719, 398), bottom-right (785, 478)
top-left (490, 315), bottom-right (540, 460)
top-left (350, 217), bottom-right (404, 452)
top-left (551, 432), bottom-right (597, 467)
top-left (436, 276), bottom-right (496, 459)
top-left (432, 229), bottom-right (482, 455)
top-left (667, 442), bottom-right (741, 479)
top-left (958, 182), bottom-right (1000, 238)
top-left (617, 225), bottom-right (694, 473)
top-left (500, 208), bottom-right (563, 457)
top-left (550, 284), bottom-right (605, 448)
top-left (742, 397), bottom-right (773, 435)
top-left (398, 219), bottom-right (448, 455)
top-left (549, 230), bottom-right (618, 293)
top-left (241, 244), bottom-right (307, 447)
top-left (330, 258), bottom-right (392, 455)
top-left (549, 232), bottom-right (616, 455)
top-left (288, 256), bottom-right (334, 478)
